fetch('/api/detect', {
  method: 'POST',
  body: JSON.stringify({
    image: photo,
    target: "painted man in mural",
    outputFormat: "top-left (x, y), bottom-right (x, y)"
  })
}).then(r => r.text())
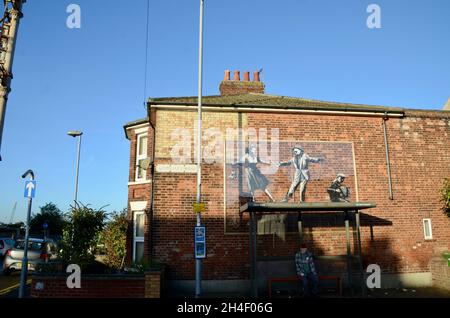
top-left (278, 146), bottom-right (323, 202)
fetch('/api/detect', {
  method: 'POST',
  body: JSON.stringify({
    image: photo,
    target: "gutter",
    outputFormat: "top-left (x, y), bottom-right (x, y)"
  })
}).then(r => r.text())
top-left (123, 118), bottom-right (149, 139)
top-left (149, 103), bottom-right (405, 118)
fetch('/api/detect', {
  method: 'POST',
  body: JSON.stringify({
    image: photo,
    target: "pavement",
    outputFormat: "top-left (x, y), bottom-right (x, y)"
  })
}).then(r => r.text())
top-left (1, 256), bottom-right (449, 299)
top-left (368, 287), bottom-right (450, 298)
top-left (269, 286), bottom-right (450, 298)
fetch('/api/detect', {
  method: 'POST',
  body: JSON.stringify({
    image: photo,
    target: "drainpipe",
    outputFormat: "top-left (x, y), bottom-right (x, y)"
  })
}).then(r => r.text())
top-left (149, 119), bottom-right (156, 263)
top-left (382, 112), bottom-right (394, 200)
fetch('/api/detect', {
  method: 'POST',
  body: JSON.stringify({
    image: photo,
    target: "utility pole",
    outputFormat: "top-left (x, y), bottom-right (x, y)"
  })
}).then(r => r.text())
top-left (0, 0), bottom-right (26, 161)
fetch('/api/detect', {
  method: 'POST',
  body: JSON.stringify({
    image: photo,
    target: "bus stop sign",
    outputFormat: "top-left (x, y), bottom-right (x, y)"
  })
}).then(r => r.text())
top-left (194, 226), bottom-right (206, 259)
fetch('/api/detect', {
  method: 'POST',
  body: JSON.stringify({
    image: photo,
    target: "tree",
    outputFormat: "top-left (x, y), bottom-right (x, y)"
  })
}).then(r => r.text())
top-left (103, 209), bottom-right (128, 270)
top-left (59, 204), bottom-right (106, 269)
top-left (0, 222), bottom-right (23, 238)
top-left (30, 202), bottom-right (65, 236)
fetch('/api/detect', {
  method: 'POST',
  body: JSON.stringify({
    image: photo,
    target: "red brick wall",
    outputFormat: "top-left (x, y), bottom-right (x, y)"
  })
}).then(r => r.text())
top-left (31, 275), bottom-right (145, 298)
top-left (126, 108), bottom-right (450, 280)
top-left (243, 111), bottom-right (450, 275)
top-left (430, 257), bottom-right (450, 290)
top-left (126, 126), bottom-right (153, 265)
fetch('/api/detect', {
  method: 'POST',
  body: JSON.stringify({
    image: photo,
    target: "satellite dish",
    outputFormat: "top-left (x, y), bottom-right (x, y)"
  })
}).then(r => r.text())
top-left (138, 158), bottom-right (152, 170)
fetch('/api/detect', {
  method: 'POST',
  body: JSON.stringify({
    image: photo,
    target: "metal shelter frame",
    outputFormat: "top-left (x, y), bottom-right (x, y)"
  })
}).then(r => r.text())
top-left (239, 201), bottom-right (377, 298)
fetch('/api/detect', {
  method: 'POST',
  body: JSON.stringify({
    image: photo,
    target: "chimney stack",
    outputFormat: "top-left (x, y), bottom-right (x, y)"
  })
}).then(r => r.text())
top-left (219, 69), bottom-right (265, 96)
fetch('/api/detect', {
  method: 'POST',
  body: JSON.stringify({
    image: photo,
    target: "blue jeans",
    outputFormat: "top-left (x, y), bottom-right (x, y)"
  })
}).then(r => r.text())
top-left (300, 273), bottom-right (319, 297)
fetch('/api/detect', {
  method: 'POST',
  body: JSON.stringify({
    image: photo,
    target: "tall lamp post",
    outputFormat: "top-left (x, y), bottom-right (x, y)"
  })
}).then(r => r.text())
top-left (67, 130), bottom-right (83, 206)
top-left (195, 0), bottom-right (204, 298)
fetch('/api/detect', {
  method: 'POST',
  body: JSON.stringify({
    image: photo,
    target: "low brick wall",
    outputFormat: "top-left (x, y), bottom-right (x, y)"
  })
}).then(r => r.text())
top-left (31, 274), bottom-right (145, 298)
top-left (145, 268), bottom-right (165, 298)
top-left (430, 256), bottom-right (450, 290)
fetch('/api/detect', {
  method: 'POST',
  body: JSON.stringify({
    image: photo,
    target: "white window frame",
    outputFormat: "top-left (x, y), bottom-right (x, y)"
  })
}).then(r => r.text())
top-left (135, 133), bottom-right (148, 181)
top-left (423, 218), bottom-right (433, 240)
top-left (133, 211), bottom-right (145, 263)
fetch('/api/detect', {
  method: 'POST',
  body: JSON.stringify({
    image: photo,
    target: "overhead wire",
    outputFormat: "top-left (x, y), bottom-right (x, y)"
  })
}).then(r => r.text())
top-left (143, 0), bottom-right (150, 110)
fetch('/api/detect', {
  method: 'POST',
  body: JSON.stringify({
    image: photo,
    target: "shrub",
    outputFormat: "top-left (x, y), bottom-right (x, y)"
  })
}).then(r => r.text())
top-left (59, 204), bottom-right (106, 270)
top-left (35, 262), bottom-right (64, 274)
top-left (441, 178), bottom-right (450, 217)
top-left (103, 210), bottom-right (128, 270)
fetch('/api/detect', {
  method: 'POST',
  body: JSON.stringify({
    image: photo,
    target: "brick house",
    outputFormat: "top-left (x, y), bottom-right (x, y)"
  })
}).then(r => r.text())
top-left (124, 70), bottom-right (450, 294)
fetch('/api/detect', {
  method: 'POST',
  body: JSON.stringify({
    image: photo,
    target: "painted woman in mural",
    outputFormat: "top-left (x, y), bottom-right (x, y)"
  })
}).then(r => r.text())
top-left (242, 144), bottom-right (275, 202)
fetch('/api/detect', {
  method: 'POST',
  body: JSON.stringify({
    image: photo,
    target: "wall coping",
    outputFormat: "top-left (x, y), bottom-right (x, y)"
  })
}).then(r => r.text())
top-left (145, 269), bottom-right (164, 275)
top-left (32, 273), bottom-right (145, 280)
top-left (430, 256), bottom-right (448, 263)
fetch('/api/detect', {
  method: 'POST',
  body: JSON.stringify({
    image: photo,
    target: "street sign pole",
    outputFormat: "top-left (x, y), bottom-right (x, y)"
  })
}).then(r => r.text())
top-left (19, 169), bottom-right (35, 298)
top-left (43, 222), bottom-right (48, 241)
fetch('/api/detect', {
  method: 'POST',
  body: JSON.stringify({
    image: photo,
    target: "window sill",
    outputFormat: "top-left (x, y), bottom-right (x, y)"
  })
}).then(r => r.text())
top-left (128, 180), bottom-right (152, 186)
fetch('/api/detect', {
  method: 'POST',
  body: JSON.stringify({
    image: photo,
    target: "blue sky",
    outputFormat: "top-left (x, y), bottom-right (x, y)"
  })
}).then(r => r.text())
top-left (0, 0), bottom-right (449, 223)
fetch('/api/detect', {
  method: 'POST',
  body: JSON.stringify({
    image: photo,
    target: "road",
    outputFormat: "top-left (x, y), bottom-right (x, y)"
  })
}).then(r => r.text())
top-left (0, 257), bottom-right (31, 298)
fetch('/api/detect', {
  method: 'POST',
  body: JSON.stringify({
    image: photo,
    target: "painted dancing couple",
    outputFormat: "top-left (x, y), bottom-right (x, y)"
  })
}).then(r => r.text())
top-left (241, 144), bottom-right (324, 203)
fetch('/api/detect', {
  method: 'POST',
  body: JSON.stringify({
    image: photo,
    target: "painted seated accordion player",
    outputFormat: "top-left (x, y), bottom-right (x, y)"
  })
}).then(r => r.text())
top-left (327, 173), bottom-right (350, 202)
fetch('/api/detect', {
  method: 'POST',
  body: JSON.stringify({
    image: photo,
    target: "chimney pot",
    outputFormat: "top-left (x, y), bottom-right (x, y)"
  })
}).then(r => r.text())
top-left (224, 70), bottom-right (231, 81)
top-left (243, 71), bottom-right (250, 82)
top-left (444, 97), bottom-right (450, 110)
top-left (253, 71), bottom-right (260, 82)
top-left (233, 70), bottom-right (240, 81)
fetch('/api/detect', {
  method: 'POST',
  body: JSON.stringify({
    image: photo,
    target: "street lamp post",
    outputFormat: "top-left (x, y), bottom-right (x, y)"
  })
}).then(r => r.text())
top-left (67, 130), bottom-right (83, 206)
top-left (195, 0), bottom-right (204, 298)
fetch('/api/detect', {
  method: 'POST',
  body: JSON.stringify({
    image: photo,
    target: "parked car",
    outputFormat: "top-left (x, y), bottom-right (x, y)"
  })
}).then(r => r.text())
top-left (0, 237), bottom-right (15, 258)
top-left (3, 238), bottom-right (58, 275)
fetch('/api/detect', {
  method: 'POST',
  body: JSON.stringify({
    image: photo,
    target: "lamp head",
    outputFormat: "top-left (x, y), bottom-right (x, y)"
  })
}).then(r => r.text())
top-left (67, 130), bottom-right (83, 137)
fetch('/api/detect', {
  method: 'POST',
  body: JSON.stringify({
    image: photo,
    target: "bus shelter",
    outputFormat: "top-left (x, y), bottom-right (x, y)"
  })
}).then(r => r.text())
top-left (240, 201), bottom-right (377, 298)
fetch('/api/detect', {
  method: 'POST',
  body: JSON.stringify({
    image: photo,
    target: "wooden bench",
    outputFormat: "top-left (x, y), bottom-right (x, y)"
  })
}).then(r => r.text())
top-left (268, 275), bottom-right (342, 298)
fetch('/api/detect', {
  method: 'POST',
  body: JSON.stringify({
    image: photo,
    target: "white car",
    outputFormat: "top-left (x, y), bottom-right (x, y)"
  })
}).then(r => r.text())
top-left (0, 238), bottom-right (15, 257)
top-left (3, 238), bottom-right (58, 275)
